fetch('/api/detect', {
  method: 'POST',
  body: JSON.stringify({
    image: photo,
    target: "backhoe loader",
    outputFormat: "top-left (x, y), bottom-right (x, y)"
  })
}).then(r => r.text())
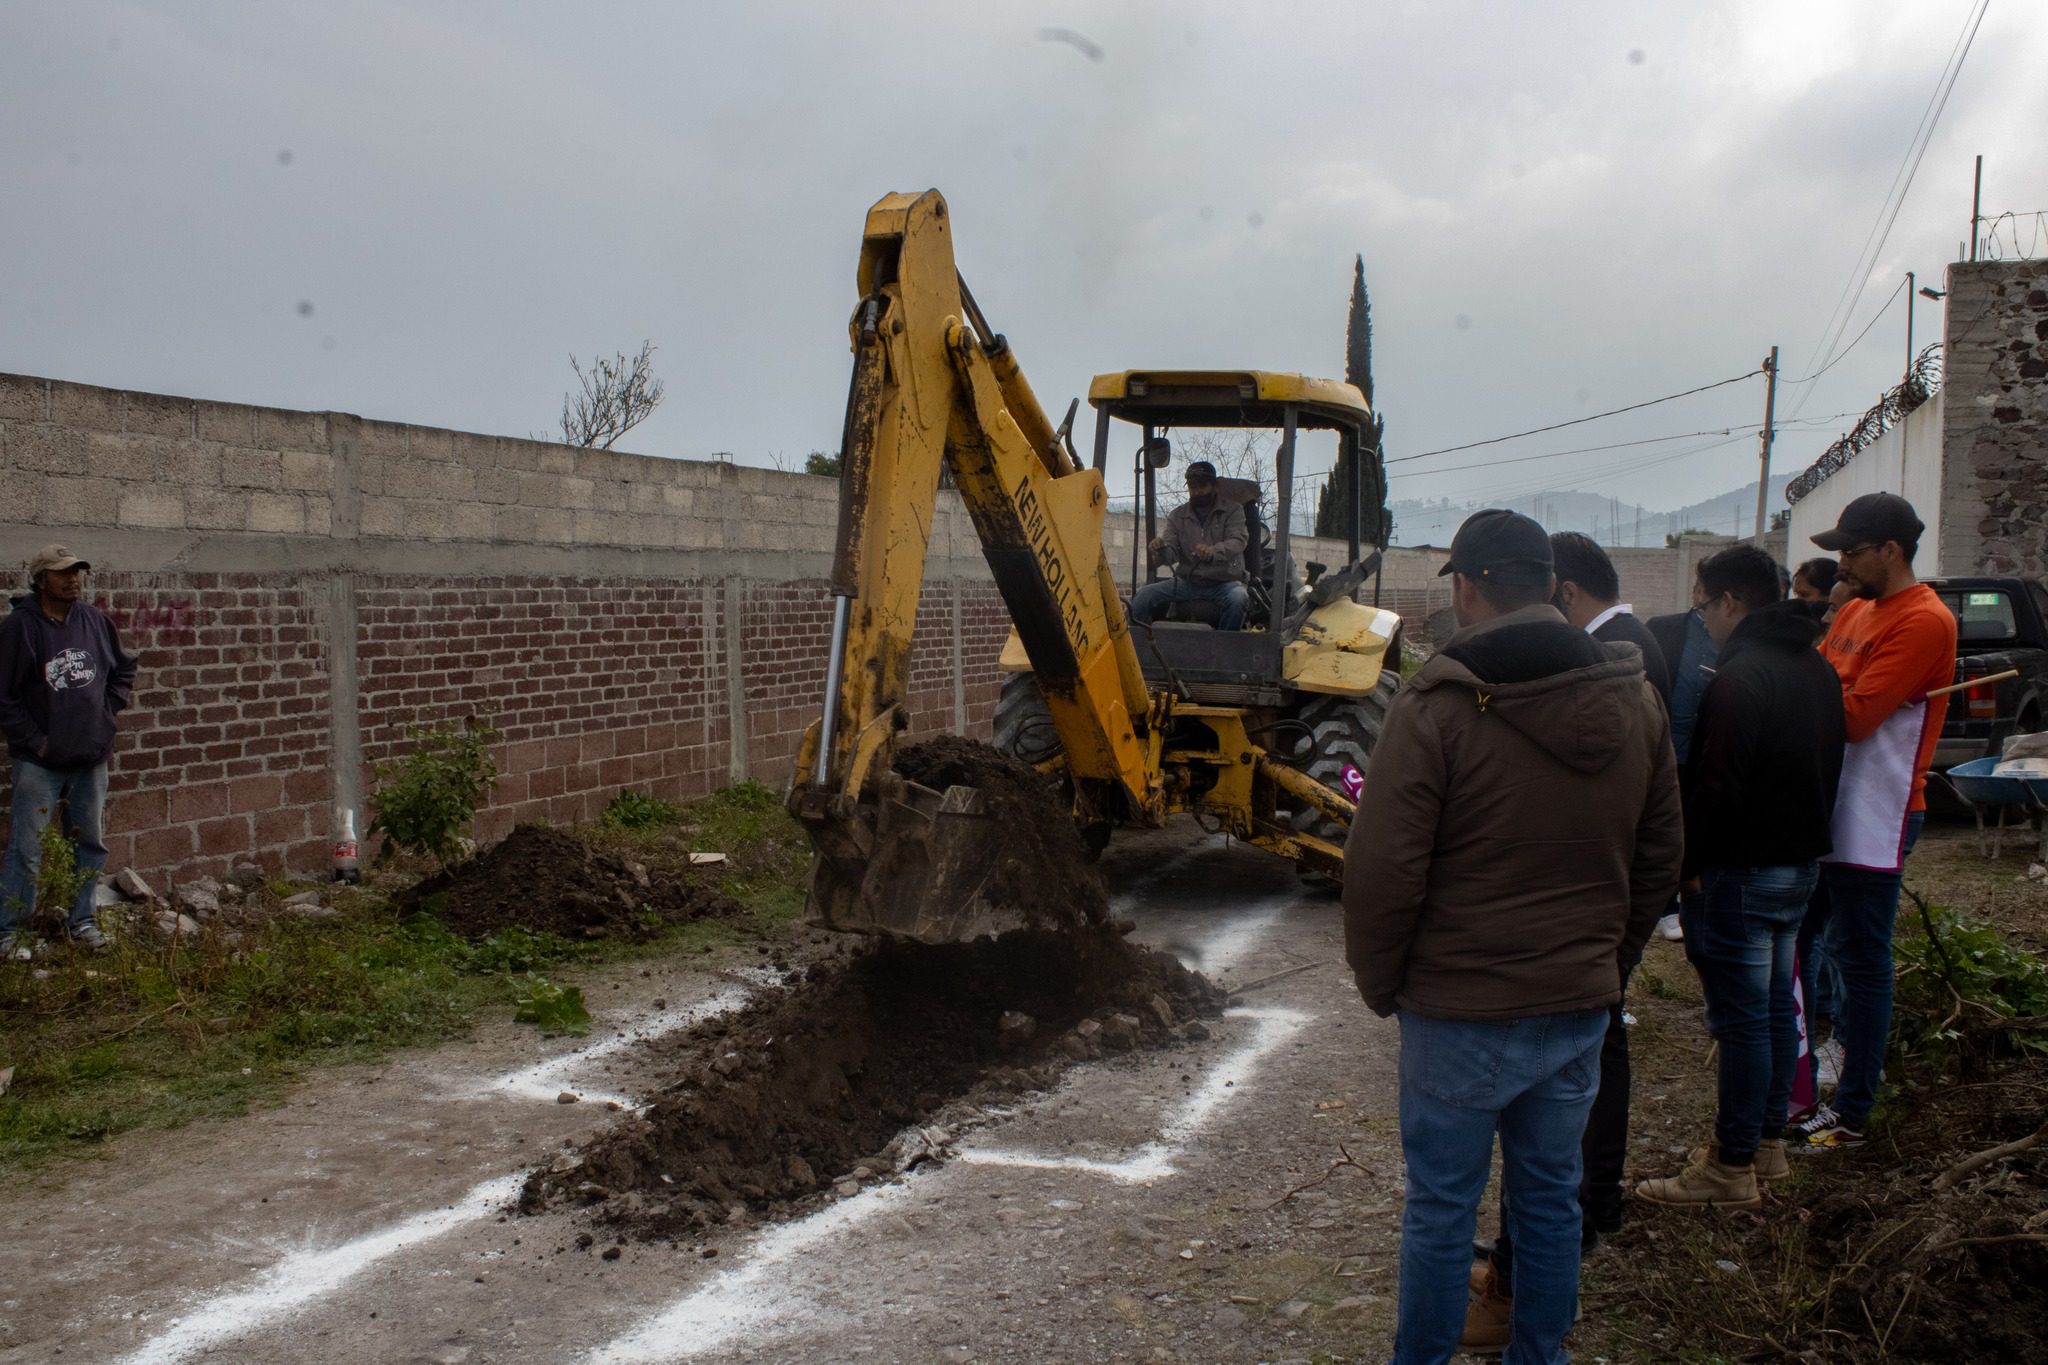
top-left (787, 189), bottom-right (1400, 943)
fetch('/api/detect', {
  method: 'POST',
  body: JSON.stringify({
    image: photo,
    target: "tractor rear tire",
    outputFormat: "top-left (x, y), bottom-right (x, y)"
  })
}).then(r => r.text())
top-left (993, 672), bottom-right (1064, 766)
top-left (1287, 669), bottom-right (1399, 840)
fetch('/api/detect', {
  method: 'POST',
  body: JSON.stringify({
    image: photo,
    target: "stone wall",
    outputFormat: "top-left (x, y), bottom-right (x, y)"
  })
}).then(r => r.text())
top-left (1939, 259), bottom-right (2048, 577)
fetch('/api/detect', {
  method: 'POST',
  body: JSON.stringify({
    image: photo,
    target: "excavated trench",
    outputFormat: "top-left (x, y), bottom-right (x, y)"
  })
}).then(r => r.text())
top-left (519, 740), bottom-right (1225, 1242)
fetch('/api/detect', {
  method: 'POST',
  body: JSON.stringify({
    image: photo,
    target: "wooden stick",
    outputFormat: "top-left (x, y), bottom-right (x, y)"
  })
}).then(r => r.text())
top-left (1932, 1116), bottom-right (2048, 1191)
top-left (1926, 668), bottom-right (2020, 698)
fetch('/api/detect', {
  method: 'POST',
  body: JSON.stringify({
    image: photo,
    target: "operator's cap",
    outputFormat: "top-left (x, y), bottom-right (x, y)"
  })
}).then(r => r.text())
top-left (1810, 492), bottom-right (1924, 552)
top-left (1184, 460), bottom-right (1217, 485)
top-left (1437, 509), bottom-right (1553, 586)
top-left (27, 544), bottom-right (90, 579)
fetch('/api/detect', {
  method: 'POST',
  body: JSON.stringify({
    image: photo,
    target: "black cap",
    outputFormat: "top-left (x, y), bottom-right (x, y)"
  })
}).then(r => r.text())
top-left (1184, 460), bottom-right (1217, 484)
top-left (1810, 492), bottom-right (1924, 552)
top-left (1437, 508), bottom-right (1554, 586)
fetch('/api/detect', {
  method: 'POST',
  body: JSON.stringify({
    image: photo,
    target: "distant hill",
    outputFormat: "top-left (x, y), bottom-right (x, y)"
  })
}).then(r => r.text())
top-left (1389, 474), bottom-right (1795, 548)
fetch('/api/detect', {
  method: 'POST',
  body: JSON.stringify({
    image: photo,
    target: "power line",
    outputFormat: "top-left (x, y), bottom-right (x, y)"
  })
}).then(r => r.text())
top-left (1387, 425), bottom-right (1744, 478)
top-left (1781, 276), bottom-right (1909, 384)
top-left (1387, 371), bottom-right (1761, 465)
top-left (1788, 0), bottom-right (1990, 415)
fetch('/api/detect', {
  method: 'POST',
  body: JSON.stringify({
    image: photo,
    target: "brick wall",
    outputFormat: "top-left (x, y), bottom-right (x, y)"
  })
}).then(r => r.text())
top-left (0, 367), bottom-right (1727, 890)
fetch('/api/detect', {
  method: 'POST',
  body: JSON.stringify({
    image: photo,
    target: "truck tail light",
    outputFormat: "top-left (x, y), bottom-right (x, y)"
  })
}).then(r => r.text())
top-left (1963, 675), bottom-right (1997, 719)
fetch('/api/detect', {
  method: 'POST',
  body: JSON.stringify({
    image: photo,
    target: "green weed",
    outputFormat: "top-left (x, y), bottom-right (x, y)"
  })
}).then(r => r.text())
top-left (512, 974), bottom-right (591, 1037)
top-left (600, 788), bottom-right (682, 831)
top-left (369, 712), bottom-right (500, 869)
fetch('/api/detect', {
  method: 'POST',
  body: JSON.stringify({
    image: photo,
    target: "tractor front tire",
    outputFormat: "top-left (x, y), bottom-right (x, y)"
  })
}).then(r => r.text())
top-left (1288, 669), bottom-right (1399, 841)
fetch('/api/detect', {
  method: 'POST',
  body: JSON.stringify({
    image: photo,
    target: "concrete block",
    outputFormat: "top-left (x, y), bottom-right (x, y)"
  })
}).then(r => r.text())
top-left (81, 431), bottom-right (156, 481)
top-left (355, 455), bottom-right (387, 496)
top-left (360, 495), bottom-right (404, 537)
top-left (534, 508), bottom-right (576, 543)
top-left (0, 468), bottom-right (43, 517)
top-left (40, 474), bottom-right (122, 525)
top-left (449, 431), bottom-right (500, 469)
top-left (357, 420), bottom-right (410, 458)
top-left (305, 499), bottom-right (332, 536)
top-left (0, 373), bottom-right (48, 423)
top-left (186, 487), bottom-right (252, 530)
top-left (400, 500), bottom-right (454, 539)
top-left (248, 492), bottom-right (307, 534)
top-left (48, 381), bottom-right (125, 433)
top-left (7, 423), bottom-right (90, 474)
top-left (123, 390), bottom-right (195, 438)
top-left (661, 485), bottom-right (694, 513)
top-left (280, 448), bottom-right (332, 491)
top-left (560, 475), bottom-right (595, 510)
top-left (407, 426), bottom-right (455, 462)
top-left (256, 407), bottom-right (324, 451)
top-left (493, 506), bottom-right (539, 540)
top-left (493, 439), bottom-right (541, 472)
top-left (119, 486), bottom-right (186, 529)
top-left (160, 440), bottom-right (222, 486)
top-left (387, 459), bottom-right (475, 501)
top-left (221, 447), bottom-right (284, 490)
top-left (449, 503), bottom-right (493, 541)
top-left (515, 471), bottom-right (561, 507)
top-left (628, 483), bottom-right (663, 514)
top-left (195, 401), bottom-right (259, 444)
top-left (592, 479), bottom-right (630, 514)
top-left (536, 447), bottom-right (575, 474)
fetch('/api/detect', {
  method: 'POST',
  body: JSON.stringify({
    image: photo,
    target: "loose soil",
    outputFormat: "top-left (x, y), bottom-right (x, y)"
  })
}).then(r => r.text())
top-left (520, 926), bottom-right (1226, 1241)
top-left (400, 823), bottom-right (740, 942)
top-left (891, 735), bottom-right (1110, 931)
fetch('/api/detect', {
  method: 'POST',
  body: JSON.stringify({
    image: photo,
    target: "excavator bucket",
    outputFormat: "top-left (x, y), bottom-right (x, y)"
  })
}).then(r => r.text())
top-left (792, 772), bottom-right (1031, 943)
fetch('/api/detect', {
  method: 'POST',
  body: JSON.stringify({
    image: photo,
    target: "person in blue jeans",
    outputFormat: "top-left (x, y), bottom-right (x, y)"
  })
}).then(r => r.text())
top-left (0, 544), bottom-right (138, 955)
top-left (1344, 510), bottom-right (1681, 1362)
top-left (1637, 546), bottom-right (1843, 1209)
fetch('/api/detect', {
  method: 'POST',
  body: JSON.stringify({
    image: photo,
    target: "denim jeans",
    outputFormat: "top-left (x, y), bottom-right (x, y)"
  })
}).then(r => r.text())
top-left (0, 757), bottom-right (110, 934)
top-left (1394, 1007), bottom-right (1608, 1365)
top-left (1805, 812), bottom-right (1924, 1128)
top-left (1128, 575), bottom-right (1250, 631)
top-left (1680, 863), bottom-right (1820, 1158)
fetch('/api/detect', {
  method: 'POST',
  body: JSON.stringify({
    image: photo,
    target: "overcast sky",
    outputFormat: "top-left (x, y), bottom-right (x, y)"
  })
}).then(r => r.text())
top-left (2, 1), bottom-right (2040, 529)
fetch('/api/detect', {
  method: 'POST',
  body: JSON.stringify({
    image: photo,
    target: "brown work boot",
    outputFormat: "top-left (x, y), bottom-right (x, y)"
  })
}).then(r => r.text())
top-left (1459, 1263), bottom-right (1511, 1356)
top-left (1689, 1137), bottom-right (1790, 1183)
top-left (1635, 1149), bottom-right (1762, 1211)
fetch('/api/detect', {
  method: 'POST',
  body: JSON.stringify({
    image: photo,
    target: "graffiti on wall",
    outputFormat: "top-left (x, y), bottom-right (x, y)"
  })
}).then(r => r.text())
top-left (95, 596), bottom-right (197, 646)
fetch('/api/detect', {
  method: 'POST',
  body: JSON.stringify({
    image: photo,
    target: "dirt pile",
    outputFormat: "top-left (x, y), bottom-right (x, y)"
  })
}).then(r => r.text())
top-left (401, 824), bottom-right (739, 941)
top-left (519, 926), bottom-right (1224, 1240)
top-left (891, 735), bottom-right (1109, 931)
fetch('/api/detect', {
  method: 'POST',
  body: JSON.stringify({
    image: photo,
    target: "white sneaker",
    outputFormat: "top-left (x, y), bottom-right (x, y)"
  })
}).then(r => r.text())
top-left (1657, 912), bottom-right (1684, 942)
top-left (1814, 1038), bottom-right (1845, 1090)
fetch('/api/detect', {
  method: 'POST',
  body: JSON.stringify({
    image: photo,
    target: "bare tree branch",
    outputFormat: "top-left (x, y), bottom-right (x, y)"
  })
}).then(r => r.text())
top-left (559, 340), bottom-right (666, 449)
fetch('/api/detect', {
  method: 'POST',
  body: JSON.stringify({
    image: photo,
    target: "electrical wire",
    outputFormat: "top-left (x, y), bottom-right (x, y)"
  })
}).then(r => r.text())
top-left (1780, 276), bottom-right (1909, 384)
top-left (1787, 0), bottom-right (1991, 416)
top-left (1386, 372), bottom-right (1761, 464)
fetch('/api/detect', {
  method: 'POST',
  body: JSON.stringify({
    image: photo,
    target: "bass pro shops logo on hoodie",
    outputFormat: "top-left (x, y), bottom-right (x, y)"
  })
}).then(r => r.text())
top-left (44, 647), bottom-right (96, 692)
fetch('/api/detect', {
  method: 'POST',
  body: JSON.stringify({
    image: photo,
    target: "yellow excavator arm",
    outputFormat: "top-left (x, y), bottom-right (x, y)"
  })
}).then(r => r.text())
top-left (788, 189), bottom-right (1160, 938)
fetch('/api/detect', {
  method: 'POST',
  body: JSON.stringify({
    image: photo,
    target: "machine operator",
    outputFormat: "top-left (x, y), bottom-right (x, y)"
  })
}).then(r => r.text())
top-left (1131, 460), bottom-right (1250, 631)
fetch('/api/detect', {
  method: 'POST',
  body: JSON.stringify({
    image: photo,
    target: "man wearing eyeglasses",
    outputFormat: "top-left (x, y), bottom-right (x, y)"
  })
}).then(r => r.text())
top-left (1790, 494), bottom-right (1956, 1151)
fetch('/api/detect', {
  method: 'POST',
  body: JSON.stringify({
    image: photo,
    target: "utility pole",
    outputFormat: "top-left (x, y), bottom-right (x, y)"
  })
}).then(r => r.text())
top-left (1753, 346), bottom-right (1779, 541)
top-left (1970, 155), bottom-right (1983, 262)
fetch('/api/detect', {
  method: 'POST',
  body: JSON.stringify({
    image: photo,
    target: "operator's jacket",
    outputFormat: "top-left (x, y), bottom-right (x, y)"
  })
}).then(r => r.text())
top-left (1155, 499), bottom-right (1248, 584)
top-left (1342, 603), bottom-right (1682, 1021)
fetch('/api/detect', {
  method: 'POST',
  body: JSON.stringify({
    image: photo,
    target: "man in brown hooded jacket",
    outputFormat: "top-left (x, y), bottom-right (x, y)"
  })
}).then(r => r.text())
top-left (1344, 509), bottom-right (1681, 1364)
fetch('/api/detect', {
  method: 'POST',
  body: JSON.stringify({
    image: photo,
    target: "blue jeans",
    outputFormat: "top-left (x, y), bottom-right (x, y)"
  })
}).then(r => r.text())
top-left (1806, 812), bottom-right (1923, 1128)
top-left (1128, 575), bottom-right (1249, 631)
top-left (1680, 863), bottom-right (1820, 1158)
top-left (0, 757), bottom-right (110, 934)
top-left (1394, 1007), bottom-right (1608, 1365)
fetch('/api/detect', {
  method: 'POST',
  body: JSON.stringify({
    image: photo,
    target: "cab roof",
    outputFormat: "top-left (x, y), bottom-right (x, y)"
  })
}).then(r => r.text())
top-left (1088, 370), bottom-right (1371, 432)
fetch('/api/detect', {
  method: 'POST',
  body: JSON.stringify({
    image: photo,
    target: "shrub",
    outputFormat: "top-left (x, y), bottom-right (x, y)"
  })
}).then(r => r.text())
top-left (368, 713), bottom-right (499, 870)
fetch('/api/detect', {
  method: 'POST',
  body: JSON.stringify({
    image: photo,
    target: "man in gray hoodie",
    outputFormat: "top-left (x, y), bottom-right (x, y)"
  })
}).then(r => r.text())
top-left (0, 545), bottom-right (138, 953)
top-left (1344, 510), bottom-right (1681, 1364)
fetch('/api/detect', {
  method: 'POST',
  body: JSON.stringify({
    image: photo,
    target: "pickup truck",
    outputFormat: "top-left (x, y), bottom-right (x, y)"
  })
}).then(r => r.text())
top-left (1927, 576), bottom-right (2048, 769)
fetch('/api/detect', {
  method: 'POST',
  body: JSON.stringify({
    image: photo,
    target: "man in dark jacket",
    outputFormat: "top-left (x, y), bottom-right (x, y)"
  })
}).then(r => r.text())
top-left (1130, 460), bottom-right (1251, 631)
top-left (0, 545), bottom-right (137, 953)
top-left (1345, 510), bottom-right (1682, 1364)
top-left (1551, 531), bottom-right (1670, 703)
top-left (1637, 544), bottom-right (1843, 1209)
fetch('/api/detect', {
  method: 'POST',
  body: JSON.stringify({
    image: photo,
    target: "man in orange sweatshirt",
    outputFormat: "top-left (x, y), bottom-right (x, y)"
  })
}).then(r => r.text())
top-left (1792, 494), bottom-right (1955, 1149)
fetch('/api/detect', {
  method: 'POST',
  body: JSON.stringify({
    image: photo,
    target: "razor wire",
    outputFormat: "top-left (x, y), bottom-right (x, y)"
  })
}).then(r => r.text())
top-left (1784, 343), bottom-right (1944, 505)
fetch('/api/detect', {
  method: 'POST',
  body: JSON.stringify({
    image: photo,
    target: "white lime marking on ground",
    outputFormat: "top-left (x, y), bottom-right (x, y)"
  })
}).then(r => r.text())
top-left (482, 984), bottom-right (757, 1105)
top-left (582, 905), bottom-right (1297, 1361)
top-left (116, 1174), bottom-right (525, 1365)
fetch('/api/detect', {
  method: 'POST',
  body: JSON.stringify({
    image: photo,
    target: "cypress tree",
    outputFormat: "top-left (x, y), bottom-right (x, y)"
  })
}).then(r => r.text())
top-left (1316, 255), bottom-right (1391, 545)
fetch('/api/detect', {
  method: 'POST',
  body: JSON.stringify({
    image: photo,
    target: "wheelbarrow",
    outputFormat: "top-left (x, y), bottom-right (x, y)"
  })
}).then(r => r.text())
top-left (1944, 756), bottom-right (2048, 862)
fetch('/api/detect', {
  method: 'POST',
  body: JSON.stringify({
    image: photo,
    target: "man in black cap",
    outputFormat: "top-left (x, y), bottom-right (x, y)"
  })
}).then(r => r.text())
top-left (1344, 509), bottom-right (1681, 1361)
top-left (1789, 493), bottom-right (1955, 1150)
top-left (1130, 460), bottom-right (1250, 631)
top-left (0, 544), bottom-right (138, 955)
